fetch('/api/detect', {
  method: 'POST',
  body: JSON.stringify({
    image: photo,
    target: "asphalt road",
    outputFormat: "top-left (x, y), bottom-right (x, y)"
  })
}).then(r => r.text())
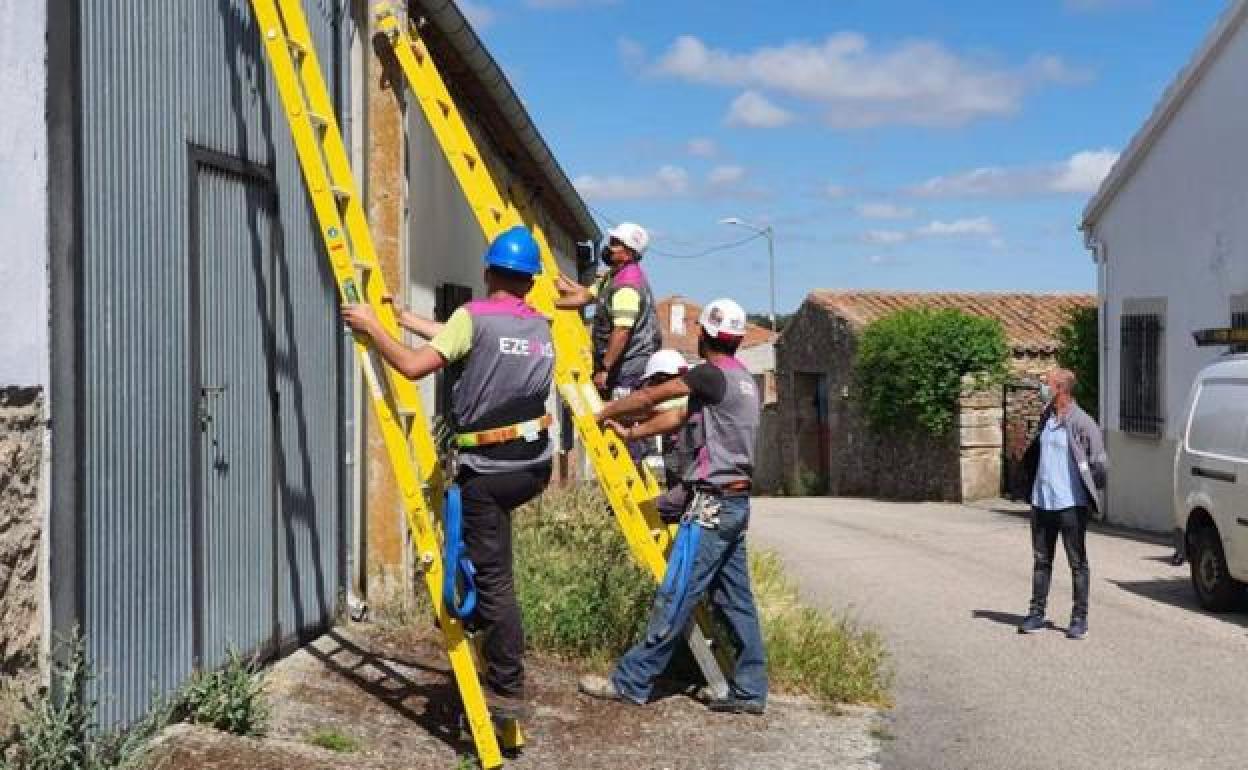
top-left (751, 497), bottom-right (1248, 770)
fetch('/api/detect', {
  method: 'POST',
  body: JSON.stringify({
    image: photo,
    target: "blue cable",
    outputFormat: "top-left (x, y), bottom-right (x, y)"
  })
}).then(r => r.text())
top-left (442, 484), bottom-right (479, 620)
top-left (649, 518), bottom-right (701, 644)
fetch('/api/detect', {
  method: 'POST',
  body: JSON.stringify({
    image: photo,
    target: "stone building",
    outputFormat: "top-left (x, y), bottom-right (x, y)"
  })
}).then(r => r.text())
top-left (771, 291), bottom-right (1095, 501)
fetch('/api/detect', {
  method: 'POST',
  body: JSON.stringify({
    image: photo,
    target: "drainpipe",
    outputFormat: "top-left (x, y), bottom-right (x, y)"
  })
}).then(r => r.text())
top-left (1083, 231), bottom-right (1108, 433)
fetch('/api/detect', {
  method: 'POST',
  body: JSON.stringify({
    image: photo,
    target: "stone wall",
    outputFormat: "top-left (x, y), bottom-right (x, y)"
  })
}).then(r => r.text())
top-left (959, 385), bottom-right (1004, 501)
top-left (0, 387), bottom-right (45, 700)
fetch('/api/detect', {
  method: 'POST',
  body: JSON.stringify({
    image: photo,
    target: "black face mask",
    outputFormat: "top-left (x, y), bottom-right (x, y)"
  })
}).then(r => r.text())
top-left (599, 242), bottom-right (614, 266)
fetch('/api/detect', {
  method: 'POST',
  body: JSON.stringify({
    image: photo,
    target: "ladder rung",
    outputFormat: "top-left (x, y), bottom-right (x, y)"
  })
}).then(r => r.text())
top-left (352, 259), bottom-right (374, 273)
top-left (308, 111), bottom-right (329, 131)
top-left (287, 37), bottom-right (308, 59)
top-left (332, 185), bottom-right (352, 204)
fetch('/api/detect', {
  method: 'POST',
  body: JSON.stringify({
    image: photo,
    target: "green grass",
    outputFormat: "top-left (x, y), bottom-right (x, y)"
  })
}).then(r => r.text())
top-left (512, 484), bottom-right (892, 707)
top-left (306, 728), bottom-right (360, 753)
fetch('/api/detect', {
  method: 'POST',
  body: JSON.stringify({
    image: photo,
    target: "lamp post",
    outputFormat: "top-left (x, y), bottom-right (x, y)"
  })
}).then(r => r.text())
top-left (719, 217), bottom-right (776, 331)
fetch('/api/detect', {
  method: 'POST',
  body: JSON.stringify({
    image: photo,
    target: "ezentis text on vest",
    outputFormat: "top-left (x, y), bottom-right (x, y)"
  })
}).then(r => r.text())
top-left (499, 337), bottom-right (555, 358)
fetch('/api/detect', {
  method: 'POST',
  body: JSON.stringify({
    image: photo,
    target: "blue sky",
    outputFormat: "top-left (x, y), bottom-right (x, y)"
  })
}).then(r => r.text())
top-left (463, 0), bottom-right (1228, 315)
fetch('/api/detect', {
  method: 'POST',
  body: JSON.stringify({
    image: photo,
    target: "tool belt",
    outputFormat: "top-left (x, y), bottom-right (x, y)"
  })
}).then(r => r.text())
top-left (693, 479), bottom-right (752, 497)
top-left (454, 414), bottom-right (553, 449)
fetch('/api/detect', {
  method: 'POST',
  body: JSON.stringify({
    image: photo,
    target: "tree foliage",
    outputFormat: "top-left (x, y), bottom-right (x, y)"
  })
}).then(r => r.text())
top-left (855, 308), bottom-right (1010, 436)
top-left (1055, 305), bottom-right (1099, 420)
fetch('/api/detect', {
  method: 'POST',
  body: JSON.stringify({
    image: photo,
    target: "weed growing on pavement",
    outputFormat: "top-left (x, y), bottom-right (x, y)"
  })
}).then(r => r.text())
top-left (305, 728), bottom-right (360, 753)
top-left (173, 650), bottom-right (269, 737)
top-left (751, 551), bottom-right (892, 706)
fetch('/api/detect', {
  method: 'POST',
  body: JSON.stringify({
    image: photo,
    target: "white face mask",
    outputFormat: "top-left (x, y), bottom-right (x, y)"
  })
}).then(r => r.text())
top-left (1039, 383), bottom-right (1053, 403)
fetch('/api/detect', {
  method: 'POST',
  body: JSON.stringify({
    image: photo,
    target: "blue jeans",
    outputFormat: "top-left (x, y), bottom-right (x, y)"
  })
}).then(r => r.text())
top-left (611, 495), bottom-right (768, 705)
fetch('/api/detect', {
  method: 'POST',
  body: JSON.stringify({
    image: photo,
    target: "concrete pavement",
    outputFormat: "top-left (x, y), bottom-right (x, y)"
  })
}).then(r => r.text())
top-left (751, 497), bottom-right (1248, 770)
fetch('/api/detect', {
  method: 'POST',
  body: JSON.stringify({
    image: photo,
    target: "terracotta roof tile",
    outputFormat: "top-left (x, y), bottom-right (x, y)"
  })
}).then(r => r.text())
top-left (655, 296), bottom-right (777, 360)
top-left (805, 290), bottom-right (1096, 355)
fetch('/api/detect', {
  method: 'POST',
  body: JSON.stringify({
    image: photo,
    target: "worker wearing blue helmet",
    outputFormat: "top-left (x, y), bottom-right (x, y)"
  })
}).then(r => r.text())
top-left (342, 225), bottom-right (553, 720)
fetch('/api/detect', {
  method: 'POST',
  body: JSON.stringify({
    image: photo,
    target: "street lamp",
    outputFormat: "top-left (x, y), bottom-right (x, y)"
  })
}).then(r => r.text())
top-left (719, 217), bottom-right (776, 331)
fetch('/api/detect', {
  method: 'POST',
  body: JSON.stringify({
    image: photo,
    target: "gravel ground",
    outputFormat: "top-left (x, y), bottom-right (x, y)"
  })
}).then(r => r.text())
top-left (143, 622), bottom-right (882, 769)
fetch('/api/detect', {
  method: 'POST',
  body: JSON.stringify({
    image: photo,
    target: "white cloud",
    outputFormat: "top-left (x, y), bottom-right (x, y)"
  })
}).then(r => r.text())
top-left (859, 216), bottom-right (999, 246)
top-left (653, 33), bottom-right (1086, 129)
top-left (574, 165), bottom-right (690, 201)
top-left (707, 165), bottom-right (747, 185)
top-left (458, 0), bottom-right (497, 29)
top-left (916, 217), bottom-right (997, 236)
top-left (907, 149), bottom-right (1119, 198)
top-left (687, 137), bottom-right (718, 157)
top-left (856, 202), bottom-right (915, 220)
top-left (726, 90), bottom-right (794, 128)
top-left (861, 229), bottom-right (909, 245)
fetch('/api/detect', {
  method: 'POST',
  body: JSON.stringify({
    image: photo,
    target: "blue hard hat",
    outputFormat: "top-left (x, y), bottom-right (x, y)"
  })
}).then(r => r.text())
top-left (483, 226), bottom-right (541, 275)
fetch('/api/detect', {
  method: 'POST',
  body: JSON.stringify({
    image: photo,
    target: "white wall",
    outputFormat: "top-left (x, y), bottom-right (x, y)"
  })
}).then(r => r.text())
top-left (1092, 15), bottom-right (1248, 531)
top-left (0, 2), bottom-right (49, 387)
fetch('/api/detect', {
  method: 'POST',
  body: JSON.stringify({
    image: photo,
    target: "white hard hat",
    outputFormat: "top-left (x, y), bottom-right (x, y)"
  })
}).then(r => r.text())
top-left (606, 222), bottom-right (650, 256)
top-left (699, 298), bottom-right (748, 340)
top-left (643, 349), bottom-right (689, 381)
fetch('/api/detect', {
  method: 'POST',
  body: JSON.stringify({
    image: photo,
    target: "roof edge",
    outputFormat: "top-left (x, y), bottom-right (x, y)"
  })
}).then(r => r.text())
top-left (1081, 0), bottom-right (1248, 230)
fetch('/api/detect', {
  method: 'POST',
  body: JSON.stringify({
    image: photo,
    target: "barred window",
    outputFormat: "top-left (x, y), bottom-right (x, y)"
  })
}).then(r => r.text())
top-left (1119, 312), bottom-right (1163, 436)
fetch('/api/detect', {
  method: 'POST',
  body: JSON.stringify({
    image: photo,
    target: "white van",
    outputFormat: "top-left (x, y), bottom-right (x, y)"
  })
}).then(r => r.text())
top-left (1174, 353), bottom-right (1248, 611)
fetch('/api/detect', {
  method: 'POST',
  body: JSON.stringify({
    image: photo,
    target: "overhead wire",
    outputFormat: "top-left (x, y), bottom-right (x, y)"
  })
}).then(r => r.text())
top-left (587, 204), bottom-right (766, 260)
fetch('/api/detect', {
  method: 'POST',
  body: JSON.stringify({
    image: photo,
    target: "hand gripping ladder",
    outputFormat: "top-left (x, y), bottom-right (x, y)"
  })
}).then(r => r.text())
top-left (248, 0), bottom-right (520, 765)
top-left (373, 3), bottom-right (731, 700)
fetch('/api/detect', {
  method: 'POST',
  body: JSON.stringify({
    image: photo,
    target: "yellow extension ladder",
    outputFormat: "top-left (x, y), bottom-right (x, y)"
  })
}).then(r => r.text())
top-left (372, 1), bottom-right (731, 699)
top-left (248, 1), bottom-right (521, 765)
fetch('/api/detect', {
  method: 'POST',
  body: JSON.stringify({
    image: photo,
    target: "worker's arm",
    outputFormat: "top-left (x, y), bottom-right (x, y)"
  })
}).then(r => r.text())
top-left (341, 304), bottom-right (447, 380)
top-left (605, 405), bottom-right (687, 442)
top-left (598, 377), bottom-right (690, 423)
top-left (595, 327), bottom-right (632, 386)
top-left (554, 274), bottom-right (593, 310)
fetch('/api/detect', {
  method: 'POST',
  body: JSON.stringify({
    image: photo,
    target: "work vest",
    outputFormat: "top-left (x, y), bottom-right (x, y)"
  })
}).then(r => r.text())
top-left (452, 296), bottom-right (554, 474)
top-left (591, 262), bottom-right (661, 386)
top-left (680, 358), bottom-right (759, 488)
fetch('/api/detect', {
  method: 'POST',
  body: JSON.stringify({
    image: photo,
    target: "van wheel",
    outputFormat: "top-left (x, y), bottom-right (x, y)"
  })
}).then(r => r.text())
top-left (1190, 527), bottom-right (1245, 612)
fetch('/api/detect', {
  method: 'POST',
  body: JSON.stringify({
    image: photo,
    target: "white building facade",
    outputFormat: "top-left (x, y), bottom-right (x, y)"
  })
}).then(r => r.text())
top-left (1082, 0), bottom-right (1248, 532)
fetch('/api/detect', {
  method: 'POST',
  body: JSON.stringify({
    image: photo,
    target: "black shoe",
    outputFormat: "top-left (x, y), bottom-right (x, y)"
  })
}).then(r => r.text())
top-left (1066, 617), bottom-right (1089, 640)
top-left (708, 697), bottom-right (765, 715)
top-left (1017, 613), bottom-right (1046, 634)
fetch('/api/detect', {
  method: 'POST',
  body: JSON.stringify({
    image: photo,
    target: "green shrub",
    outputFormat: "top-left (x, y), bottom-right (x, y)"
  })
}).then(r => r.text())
top-left (0, 631), bottom-right (170, 770)
top-left (855, 308), bottom-right (1009, 435)
top-left (172, 651), bottom-right (269, 738)
top-left (514, 485), bottom-right (653, 663)
top-left (1055, 305), bottom-right (1099, 419)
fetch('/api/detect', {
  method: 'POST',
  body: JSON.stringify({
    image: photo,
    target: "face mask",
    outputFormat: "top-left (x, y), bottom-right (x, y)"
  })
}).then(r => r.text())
top-left (599, 242), bottom-right (613, 266)
top-left (1039, 383), bottom-right (1053, 403)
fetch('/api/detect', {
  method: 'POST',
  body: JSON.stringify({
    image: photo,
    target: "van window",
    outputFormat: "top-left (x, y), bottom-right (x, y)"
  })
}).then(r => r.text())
top-left (1187, 379), bottom-right (1248, 459)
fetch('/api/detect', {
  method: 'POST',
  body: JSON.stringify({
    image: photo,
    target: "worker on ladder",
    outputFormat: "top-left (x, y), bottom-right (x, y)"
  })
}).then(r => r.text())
top-left (341, 226), bottom-right (554, 721)
top-left (555, 222), bottom-right (661, 459)
top-left (578, 299), bottom-right (769, 715)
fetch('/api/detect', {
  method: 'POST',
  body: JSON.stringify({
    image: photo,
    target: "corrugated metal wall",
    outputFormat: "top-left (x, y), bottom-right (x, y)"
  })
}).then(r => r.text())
top-left (79, 0), bottom-right (349, 726)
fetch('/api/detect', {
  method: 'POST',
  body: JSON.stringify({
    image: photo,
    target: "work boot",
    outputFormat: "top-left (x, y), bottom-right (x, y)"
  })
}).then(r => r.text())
top-left (1066, 617), bottom-right (1089, 640)
top-left (578, 674), bottom-right (626, 703)
top-left (485, 690), bottom-right (532, 721)
top-left (1017, 613), bottom-right (1046, 634)
top-left (707, 696), bottom-right (766, 716)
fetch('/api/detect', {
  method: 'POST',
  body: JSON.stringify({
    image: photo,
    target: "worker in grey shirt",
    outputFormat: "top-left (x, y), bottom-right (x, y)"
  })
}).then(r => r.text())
top-left (1017, 368), bottom-right (1107, 640)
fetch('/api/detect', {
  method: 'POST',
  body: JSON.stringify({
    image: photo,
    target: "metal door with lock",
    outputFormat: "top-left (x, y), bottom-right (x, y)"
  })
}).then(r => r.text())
top-left (191, 149), bottom-right (279, 668)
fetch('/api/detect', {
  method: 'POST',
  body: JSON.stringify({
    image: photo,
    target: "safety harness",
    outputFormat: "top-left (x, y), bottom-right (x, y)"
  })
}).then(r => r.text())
top-left (455, 414), bottom-right (553, 449)
top-left (442, 483), bottom-right (478, 619)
